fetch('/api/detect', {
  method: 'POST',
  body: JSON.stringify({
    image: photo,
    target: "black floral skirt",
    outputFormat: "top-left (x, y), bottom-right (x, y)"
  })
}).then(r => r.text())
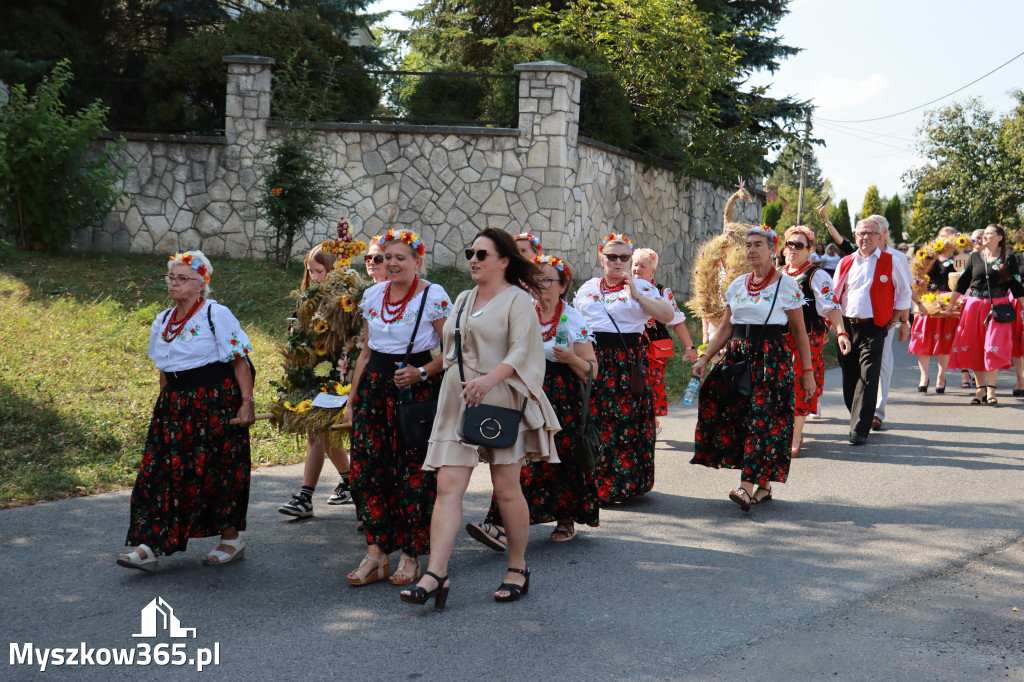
top-left (126, 368), bottom-right (250, 556)
top-left (591, 334), bottom-right (656, 503)
top-left (691, 337), bottom-right (794, 486)
top-left (349, 355), bottom-right (438, 556)
top-left (484, 362), bottom-right (600, 527)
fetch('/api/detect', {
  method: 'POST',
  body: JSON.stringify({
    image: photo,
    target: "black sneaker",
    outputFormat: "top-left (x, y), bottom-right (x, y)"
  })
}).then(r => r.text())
top-left (327, 481), bottom-right (353, 505)
top-left (278, 494), bottom-right (314, 518)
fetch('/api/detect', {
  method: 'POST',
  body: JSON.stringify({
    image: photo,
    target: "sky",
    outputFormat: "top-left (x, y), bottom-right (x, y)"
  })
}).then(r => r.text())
top-left (369, 0), bottom-right (1024, 216)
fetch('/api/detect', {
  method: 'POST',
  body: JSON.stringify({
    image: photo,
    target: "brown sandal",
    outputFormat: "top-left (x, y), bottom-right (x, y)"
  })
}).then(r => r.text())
top-left (549, 522), bottom-right (577, 542)
top-left (750, 487), bottom-right (773, 505)
top-left (728, 488), bottom-right (752, 512)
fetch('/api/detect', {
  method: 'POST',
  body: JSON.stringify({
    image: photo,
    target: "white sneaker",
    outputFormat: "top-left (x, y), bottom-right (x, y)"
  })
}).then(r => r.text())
top-left (278, 494), bottom-right (313, 518)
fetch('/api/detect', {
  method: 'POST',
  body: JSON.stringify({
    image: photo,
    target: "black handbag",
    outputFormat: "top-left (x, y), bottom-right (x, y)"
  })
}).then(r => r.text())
top-left (604, 307), bottom-right (647, 397)
top-left (720, 277), bottom-right (781, 401)
top-left (453, 295), bottom-right (528, 449)
top-left (982, 259), bottom-right (1017, 324)
top-left (573, 360), bottom-right (602, 470)
top-left (396, 284), bottom-right (438, 448)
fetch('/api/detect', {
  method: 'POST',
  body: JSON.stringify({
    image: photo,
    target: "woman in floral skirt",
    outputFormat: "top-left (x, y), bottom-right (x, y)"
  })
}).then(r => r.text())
top-left (691, 228), bottom-right (814, 511)
top-left (117, 251), bottom-right (255, 572)
top-left (573, 234), bottom-right (674, 504)
top-left (343, 228), bottom-right (452, 586)
top-left (467, 254), bottom-right (600, 548)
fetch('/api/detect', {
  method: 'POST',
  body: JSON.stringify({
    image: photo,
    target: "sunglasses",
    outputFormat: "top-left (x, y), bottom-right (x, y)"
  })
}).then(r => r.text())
top-left (603, 253), bottom-right (630, 263)
top-left (364, 254), bottom-right (385, 264)
top-left (785, 241), bottom-right (808, 250)
top-left (464, 249), bottom-right (495, 261)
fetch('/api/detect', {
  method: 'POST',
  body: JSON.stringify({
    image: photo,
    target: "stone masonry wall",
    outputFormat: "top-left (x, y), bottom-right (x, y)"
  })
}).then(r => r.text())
top-left (73, 57), bottom-right (763, 298)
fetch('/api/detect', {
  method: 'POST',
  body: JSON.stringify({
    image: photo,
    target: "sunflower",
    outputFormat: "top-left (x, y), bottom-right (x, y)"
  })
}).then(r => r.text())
top-left (916, 249), bottom-right (929, 260)
top-left (931, 239), bottom-right (946, 252)
top-left (341, 296), bottom-right (356, 313)
top-left (314, 339), bottom-right (328, 356)
top-left (313, 320), bottom-right (329, 334)
top-left (295, 400), bottom-right (312, 413)
top-left (956, 235), bottom-right (970, 248)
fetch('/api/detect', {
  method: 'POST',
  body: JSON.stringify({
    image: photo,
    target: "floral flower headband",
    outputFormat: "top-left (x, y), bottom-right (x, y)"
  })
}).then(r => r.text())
top-left (169, 253), bottom-right (210, 283)
top-left (533, 254), bottom-right (566, 273)
top-left (598, 233), bottom-right (632, 253)
top-left (380, 228), bottom-right (426, 256)
top-left (747, 226), bottom-right (779, 249)
top-left (515, 232), bottom-right (542, 250)
top-left (784, 225), bottom-right (815, 247)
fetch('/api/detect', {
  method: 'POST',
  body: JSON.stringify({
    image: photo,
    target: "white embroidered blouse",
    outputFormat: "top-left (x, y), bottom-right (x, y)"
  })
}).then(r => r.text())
top-left (359, 281), bottom-right (453, 354)
top-left (148, 300), bottom-right (253, 372)
top-left (539, 301), bottom-right (593, 361)
top-left (573, 277), bottom-right (663, 334)
top-left (725, 274), bottom-right (804, 325)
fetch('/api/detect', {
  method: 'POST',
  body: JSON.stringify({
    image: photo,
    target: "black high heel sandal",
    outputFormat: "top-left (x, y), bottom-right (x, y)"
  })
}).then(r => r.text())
top-left (400, 570), bottom-right (449, 611)
top-left (494, 567), bottom-right (530, 603)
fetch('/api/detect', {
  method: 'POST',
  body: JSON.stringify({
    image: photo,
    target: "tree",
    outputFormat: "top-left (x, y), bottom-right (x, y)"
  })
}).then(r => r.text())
top-left (0, 60), bottom-right (127, 250)
top-left (904, 97), bottom-right (1022, 237)
top-left (768, 140), bottom-right (824, 194)
top-left (883, 195), bottom-right (904, 242)
top-left (775, 182), bottom-right (831, 236)
top-left (828, 199), bottom-right (853, 244)
top-left (762, 200), bottom-right (783, 228)
top-left (861, 185), bottom-right (885, 219)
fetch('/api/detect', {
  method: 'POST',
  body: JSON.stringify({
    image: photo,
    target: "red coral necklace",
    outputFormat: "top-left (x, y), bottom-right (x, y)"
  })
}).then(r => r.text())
top-left (162, 297), bottom-right (204, 343)
top-left (536, 299), bottom-right (564, 342)
top-left (600, 278), bottom-right (627, 295)
top-left (784, 261), bottom-right (813, 277)
top-left (381, 276), bottom-right (419, 323)
top-left (746, 269), bottom-right (775, 297)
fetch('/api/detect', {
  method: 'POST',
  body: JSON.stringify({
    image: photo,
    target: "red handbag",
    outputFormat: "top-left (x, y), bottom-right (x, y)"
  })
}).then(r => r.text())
top-left (650, 338), bottom-right (675, 359)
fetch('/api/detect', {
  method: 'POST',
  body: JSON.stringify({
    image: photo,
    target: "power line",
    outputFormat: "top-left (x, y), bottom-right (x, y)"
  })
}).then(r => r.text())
top-left (818, 49), bottom-right (1024, 123)
top-left (818, 120), bottom-right (918, 144)
top-left (817, 121), bottom-right (912, 152)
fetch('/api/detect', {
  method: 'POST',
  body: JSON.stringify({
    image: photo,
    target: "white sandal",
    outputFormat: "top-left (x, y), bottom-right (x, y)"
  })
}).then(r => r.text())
top-left (117, 544), bottom-right (158, 573)
top-left (203, 536), bottom-right (245, 566)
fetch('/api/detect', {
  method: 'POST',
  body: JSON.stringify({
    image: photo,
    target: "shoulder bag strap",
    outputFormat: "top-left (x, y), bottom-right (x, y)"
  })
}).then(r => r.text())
top-left (454, 293), bottom-right (528, 415)
top-left (579, 360), bottom-right (595, 416)
top-left (402, 284), bottom-right (432, 368)
top-left (604, 305), bottom-right (632, 352)
top-left (983, 252), bottom-right (997, 304)
top-left (752, 277), bottom-right (783, 345)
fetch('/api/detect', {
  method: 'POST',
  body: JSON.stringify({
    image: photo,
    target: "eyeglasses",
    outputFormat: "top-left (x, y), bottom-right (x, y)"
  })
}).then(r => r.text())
top-left (855, 231), bottom-right (879, 238)
top-left (164, 275), bottom-right (197, 285)
top-left (364, 254), bottom-right (384, 264)
top-left (465, 249), bottom-right (494, 261)
top-left (603, 253), bottom-right (630, 263)
top-left (785, 241), bottom-right (808, 250)
top-left (538, 278), bottom-right (558, 288)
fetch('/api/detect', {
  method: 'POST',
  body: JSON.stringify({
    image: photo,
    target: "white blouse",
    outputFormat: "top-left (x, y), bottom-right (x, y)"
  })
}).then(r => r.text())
top-left (360, 281), bottom-right (452, 354)
top-left (803, 268), bottom-right (842, 318)
top-left (573, 277), bottom-right (662, 334)
top-left (725, 274), bottom-right (804, 325)
top-left (662, 286), bottom-right (687, 326)
top-left (148, 300), bottom-right (253, 372)
top-left (540, 301), bottom-right (593, 361)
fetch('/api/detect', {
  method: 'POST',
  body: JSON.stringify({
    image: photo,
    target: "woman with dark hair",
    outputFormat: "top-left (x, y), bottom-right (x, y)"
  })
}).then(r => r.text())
top-left (949, 224), bottom-right (1024, 405)
top-left (466, 254), bottom-right (600, 549)
top-left (573, 234), bottom-right (674, 504)
top-left (400, 228), bottom-right (560, 609)
top-left (908, 227), bottom-right (962, 393)
top-left (690, 228), bottom-right (814, 510)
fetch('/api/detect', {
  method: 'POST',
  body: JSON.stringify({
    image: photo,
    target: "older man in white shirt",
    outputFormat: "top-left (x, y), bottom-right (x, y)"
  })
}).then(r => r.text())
top-left (831, 217), bottom-right (913, 445)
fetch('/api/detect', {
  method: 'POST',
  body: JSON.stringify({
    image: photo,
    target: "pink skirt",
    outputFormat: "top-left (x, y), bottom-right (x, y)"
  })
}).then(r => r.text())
top-left (949, 296), bottom-right (1015, 371)
top-left (908, 313), bottom-right (958, 356)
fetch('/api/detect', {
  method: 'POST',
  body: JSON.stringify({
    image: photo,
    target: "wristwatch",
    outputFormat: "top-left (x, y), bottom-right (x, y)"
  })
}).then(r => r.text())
top-left (418, 367), bottom-right (429, 382)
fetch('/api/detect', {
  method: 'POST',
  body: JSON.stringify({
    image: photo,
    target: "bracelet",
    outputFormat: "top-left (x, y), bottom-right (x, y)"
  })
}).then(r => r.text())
top-left (242, 397), bottom-right (255, 403)
top-left (836, 331), bottom-right (849, 338)
top-left (686, 345), bottom-right (696, 350)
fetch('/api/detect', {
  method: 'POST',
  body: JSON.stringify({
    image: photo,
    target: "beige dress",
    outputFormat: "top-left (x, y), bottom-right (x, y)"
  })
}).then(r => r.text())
top-left (423, 286), bottom-right (560, 470)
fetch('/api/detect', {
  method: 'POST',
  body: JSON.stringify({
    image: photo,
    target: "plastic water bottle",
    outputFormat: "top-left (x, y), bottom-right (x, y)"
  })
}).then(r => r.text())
top-left (555, 314), bottom-right (570, 347)
top-left (682, 377), bottom-right (701, 406)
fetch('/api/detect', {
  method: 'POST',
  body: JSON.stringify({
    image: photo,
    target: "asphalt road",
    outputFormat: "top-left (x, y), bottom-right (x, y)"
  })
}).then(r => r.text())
top-left (2, 341), bottom-right (1022, 681)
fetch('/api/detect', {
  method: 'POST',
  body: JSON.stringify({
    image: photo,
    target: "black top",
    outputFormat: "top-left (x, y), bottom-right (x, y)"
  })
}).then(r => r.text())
top-left (645, 283), bottom-right (671, 342)
top-left (836, 239), bottom-right (855, 256)
top-left (795, 265), bottom-right (828, 334)
top-left (955, 251), bottom-right (1024, 298)
top-left (926, 257), bottom-right (958, 292)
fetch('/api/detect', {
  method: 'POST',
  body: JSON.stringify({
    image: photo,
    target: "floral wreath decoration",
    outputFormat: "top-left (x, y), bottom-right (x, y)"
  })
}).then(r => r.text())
top-left (686, 185), bottom-right (755, 324)
top-left (169, 253), bottom-right (211, 283)
top-left (515, 232), bottom-right (543, 252)
top-left (379, 228), bottom-right (427, 256)
top-left (598, 233), bottom-right (632, 254)
top-left (533, 254), bottom-right (566, 273)
top-left (910, 233), bottom-right (969, 314)
top-left (321, 217), bottom-right (367, 267)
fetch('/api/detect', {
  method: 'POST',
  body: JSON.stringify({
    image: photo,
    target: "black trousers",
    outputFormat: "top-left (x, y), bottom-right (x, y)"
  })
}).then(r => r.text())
top-left (839, 319), bottom-right (889, 438)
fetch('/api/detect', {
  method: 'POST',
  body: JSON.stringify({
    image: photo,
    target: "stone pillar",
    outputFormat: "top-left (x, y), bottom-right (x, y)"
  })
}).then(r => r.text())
top-left (222, 55), bottom-right (275, 255)
top-left (514, 61), bottom-right (586, 251)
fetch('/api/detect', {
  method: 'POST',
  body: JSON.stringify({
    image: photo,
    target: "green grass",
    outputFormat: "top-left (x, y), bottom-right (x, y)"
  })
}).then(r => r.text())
top-left (0, 253), bottom-right (475, 508)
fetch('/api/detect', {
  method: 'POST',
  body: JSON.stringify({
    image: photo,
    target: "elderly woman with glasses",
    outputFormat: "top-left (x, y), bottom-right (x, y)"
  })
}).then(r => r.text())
top-left (779, 226), bottom-right (850, 457)
top-left (573, 234), bottom-right (674, 504)
top-left (363, 237), bottom-right (389, 284)
top-left (117, 251), bottom-right (255, 572)
top-left (691, 228), bottom-right (813, 510)
top-left (400, 228), bottom-right (560, 609)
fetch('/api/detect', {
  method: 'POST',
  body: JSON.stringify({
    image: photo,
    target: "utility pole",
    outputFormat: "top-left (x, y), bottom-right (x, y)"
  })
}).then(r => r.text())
top-left (795, 111), bottom-right (811, 224)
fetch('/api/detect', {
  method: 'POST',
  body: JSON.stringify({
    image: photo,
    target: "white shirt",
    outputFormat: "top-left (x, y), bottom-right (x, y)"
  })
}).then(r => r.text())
top-left (809, 251), bottom-right (822, 264)
top-left (820, 252), bottom-right (842, 270)
top-left (834, 247), bottom-right (913, 319)
top-left (148, 300), bottom-right (253, 372)
top-left (725, 274), bottom-right (804, 325)
top-left (797, 268), bottom-right (842, 317)
top-left (573, 277), bottom-right (664, 334)
top-left (540, 302), bottom-right (593, 361)
top-left (360, 281), bottom-right (452, 354)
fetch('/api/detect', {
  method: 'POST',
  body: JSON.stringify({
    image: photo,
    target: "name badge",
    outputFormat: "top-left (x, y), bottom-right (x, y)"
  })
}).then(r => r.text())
top-left (879, 275), bottom-right (888, 283)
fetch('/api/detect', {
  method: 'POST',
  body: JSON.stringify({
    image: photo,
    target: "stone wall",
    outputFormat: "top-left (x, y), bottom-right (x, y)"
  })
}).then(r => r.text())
top-left (74, 56), bottom-right (763, 297)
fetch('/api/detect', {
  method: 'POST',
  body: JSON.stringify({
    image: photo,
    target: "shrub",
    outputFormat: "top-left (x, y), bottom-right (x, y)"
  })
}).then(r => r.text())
top-left (0, 59), bottom-right (127, 250)
top-left (762, 200), bottom-right (784, 229)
